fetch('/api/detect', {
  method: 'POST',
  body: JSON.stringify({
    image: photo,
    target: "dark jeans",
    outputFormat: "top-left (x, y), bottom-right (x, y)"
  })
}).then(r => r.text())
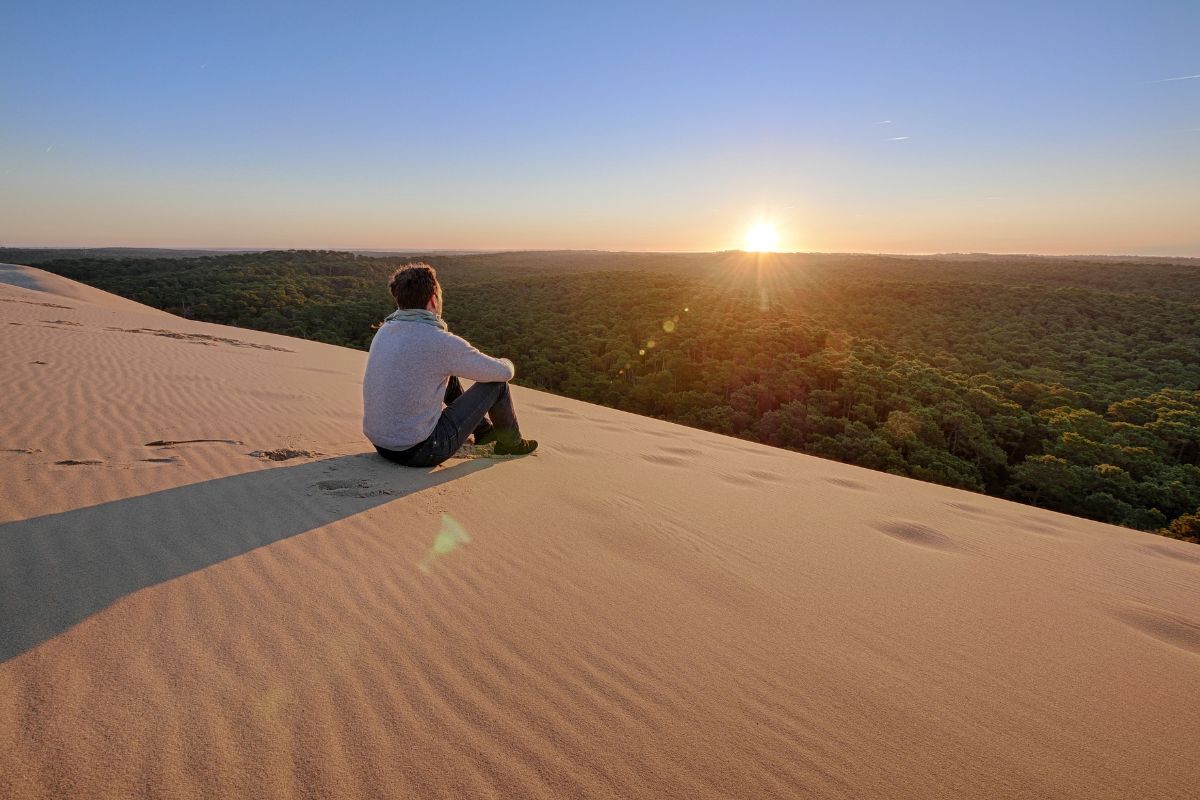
top-left (375, 376), bottom-right (520, 468)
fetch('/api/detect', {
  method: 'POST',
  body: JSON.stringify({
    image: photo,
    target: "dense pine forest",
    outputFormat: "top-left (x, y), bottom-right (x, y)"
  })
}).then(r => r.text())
top-left (23, 248), bottom-right (1200, 543)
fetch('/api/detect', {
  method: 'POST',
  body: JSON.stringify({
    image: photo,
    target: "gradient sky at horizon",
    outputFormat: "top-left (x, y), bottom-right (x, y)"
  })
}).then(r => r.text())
top-left (3, 1), bottom-right (1198, 255)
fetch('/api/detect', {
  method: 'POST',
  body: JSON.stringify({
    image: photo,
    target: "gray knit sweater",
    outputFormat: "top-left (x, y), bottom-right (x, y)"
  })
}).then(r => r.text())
top-left (362, 321), bottom-right (515, 450)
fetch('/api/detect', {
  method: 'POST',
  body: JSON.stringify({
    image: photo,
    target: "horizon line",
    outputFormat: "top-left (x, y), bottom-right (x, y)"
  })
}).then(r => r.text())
top-left (3, 244), bottom-right (1200, 260)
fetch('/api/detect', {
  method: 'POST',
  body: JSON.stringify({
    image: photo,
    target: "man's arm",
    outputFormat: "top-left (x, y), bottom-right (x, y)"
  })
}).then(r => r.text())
top-left (444, 334), bottom-right (515, 383)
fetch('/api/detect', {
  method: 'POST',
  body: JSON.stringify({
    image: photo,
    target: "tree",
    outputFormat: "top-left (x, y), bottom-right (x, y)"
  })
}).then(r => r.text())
top-left (1009, 455), bottom-right (1075, 507)
top-left (1160, 509), bottom-right (1200, 543)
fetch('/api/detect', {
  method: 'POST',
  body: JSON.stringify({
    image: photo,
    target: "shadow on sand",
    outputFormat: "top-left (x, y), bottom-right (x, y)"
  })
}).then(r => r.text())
top-left (0, 452), bottom-right (493, 662)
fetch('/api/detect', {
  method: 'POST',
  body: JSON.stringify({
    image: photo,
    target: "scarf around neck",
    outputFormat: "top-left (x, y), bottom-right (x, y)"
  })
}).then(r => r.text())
top-left (384, 308), bottom-right (448, 331)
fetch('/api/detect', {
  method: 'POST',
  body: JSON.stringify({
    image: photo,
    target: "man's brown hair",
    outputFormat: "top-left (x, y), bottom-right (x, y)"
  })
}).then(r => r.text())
top-left (388, 263), bottom-right (440, 309)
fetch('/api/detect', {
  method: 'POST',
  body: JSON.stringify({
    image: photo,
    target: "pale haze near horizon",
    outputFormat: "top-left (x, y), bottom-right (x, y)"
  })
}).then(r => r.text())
top-left (2, 1), bottom-right (1198, 256)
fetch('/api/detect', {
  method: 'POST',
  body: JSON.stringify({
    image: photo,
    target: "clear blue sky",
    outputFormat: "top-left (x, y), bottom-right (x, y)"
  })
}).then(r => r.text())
top-left (3, 1), bottom-right (1198, 254)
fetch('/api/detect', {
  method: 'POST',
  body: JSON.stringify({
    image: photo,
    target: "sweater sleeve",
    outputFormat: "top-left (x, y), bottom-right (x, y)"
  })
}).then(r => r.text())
top-left (444, 333), bottom-right (515, 382)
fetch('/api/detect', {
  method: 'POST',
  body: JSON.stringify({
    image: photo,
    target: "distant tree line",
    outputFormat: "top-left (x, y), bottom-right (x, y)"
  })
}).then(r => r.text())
top-left (36, 249), bottom-right (1200, 544)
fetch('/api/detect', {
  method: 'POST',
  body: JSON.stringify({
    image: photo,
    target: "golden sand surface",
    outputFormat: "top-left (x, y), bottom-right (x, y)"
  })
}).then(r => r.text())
top-left (1, 265), bottom-right (1198, 799)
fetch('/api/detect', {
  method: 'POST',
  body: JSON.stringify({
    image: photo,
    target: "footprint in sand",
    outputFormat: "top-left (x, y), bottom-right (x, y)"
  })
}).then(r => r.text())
top-left (249, 448), bottom-right (322, 461)
top-left (107, 327), bottom-right (293, 352)
top-left (1111, 605), bottom-right (1200, 656)
top-left (640, 453), bottom-right (688, 467)
top-left (945, 501), bottom-right (988, 514)
top-left (55, 459), bottom-right (104, 466)
top-left (826, 477), bottom-right (871, 491)
top-left (145, 438), bottom-right (243, 447)
top-left (458, 446), bottom-right (496, 460)
top-left (312, 478), bottom-right (391, 498)
top-left (870, 520), bottom-right (962, 553)
top-left (0, 297), bottom-right (72, 309)
top-left (659, 446), bottom-right (703, 457)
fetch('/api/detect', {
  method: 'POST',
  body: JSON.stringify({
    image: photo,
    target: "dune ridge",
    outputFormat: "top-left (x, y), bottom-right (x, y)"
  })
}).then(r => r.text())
top-left (2, 265), bottom-right (1198, 799)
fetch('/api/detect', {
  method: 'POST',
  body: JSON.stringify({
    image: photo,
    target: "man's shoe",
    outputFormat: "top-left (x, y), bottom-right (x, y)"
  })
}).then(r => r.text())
top-left (493, 437), bottom-right (538, 456)
top-left (473, 428), bottom-right (498, 446)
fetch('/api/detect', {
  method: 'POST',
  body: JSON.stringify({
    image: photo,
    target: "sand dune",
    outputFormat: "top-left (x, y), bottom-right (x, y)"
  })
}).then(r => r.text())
top-left (2, 265), bottom-right (1198, 799)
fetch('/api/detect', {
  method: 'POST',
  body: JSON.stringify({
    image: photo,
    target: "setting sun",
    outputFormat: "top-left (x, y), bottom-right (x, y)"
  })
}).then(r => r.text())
top-left (744, 221), bottom-right (780, 252)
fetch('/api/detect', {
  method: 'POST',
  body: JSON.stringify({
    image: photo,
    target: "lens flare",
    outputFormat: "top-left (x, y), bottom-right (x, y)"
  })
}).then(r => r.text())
top-left (418, 513), bottom-right (472, 572)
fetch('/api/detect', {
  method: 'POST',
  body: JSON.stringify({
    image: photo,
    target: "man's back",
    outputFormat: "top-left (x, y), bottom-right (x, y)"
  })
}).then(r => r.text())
top-left (362, 321), bottom-right (514, 451)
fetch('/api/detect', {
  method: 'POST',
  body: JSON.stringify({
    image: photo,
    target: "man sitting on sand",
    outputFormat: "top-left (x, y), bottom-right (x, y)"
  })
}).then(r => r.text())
top-left (363, 263), bottom-right (537, 467)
